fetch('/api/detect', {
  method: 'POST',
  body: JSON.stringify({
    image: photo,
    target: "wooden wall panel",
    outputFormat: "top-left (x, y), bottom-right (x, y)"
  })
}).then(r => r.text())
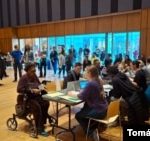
top-left (148, 9), bottom-right (150, 29)
top-left (24, 27), bottom-right (31, 37)
top-left (85, 18), bottom-right (98, 33)
top-left (146, 29), bottom-right (150, 56)
top-left (47, 24), bottom-right (55, 36)
top-left (140, 29), bottom-right (147, 56)
top-left (141, 9), bottom-right (148, 29)
top-left (112, 15), bottom-right (127, 32)
top-left (54, 22), bottom-right (65, 36)
top-left (74, 20), bottom-right (85, 34)
top-left (3, 28), bottom-right (12, 38)
top-left (30, 26), bottom-right (41, 38)
top-left (65, 22), bottom-right (74, 35)
top-left (40, 24), bottom-right (48, 37)
top-left (0, 28), bottom-right (14, 38)
top-left (0, 29), bottom-right (4, 38)
top-left (17, 27), bottom-right (31, 38)
top-left (17, 28), bottom-right (22, 38)
top-left (0, 38), bottom-right (12, 53)
top-left (98, 17), bottom-right (112, 32)
top-left (127, 12), bottom-right (141, 30)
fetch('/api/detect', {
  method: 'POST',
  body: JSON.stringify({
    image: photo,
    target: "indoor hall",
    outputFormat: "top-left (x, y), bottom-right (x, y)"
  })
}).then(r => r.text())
top-left (0, 68), bottom-right (122, 141)
top-left (0, 0), bottom-right (150, 141)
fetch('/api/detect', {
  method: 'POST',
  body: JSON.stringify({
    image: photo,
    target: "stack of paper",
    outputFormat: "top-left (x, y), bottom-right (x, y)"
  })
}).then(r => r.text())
top-left (58, 95), bottom-right (81, 103)
top-left (46, 92), bottom-right (65, 97)
top-left (103, 84), bottom-right (113, 90)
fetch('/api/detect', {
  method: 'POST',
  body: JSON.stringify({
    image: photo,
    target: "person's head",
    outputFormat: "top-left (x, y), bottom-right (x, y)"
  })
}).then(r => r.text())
top-left (74, 62), bottom-right (82, 74)
top-left (147, 57), bottom-right (150, 64)
top-left (93, 59), bottom-right (100, 68)
top-left (107, 66), bottom-right (119, 77)
top-left (132, 60), bottom-right (140, 70)
top-left (53, 46), bottom-right (56, 51)
top-left (24, 63), bottom-right (36, 78)
top-left (14, 45), bottom-right (19, 50)
top-left (125, 55), bottom-right (130, 60)
top-left (86, 65), bottom-right (99, 81)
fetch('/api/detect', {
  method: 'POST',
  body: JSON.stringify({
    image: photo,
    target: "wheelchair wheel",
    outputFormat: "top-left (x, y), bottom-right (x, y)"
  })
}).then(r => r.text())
top-left (7, 118), bottom-right (17, 131)
top-left (29, 125), bottom-right (38, 138)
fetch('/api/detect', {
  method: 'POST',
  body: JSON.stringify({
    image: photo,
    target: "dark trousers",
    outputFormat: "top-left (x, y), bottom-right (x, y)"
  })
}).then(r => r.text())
top-left (39, 64), bottom-right (46, 77)
top-left (58, 65), bottom-right (65, 77)
top-left (17, 95), bottom-right (49, 131)
top-left (66, 64), bottom-right (72, 74)
top-left (27, 97), bottom-right (49, 131)
top-left (75, 103), bottom-right (106, 136)
top-left (51, 61), bottom-right (57, 75)
top-left (13, 63), bottom-right (22, 81)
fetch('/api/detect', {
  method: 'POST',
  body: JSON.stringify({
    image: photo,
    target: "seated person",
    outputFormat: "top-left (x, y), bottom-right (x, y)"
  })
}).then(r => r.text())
top-left (63, 62), bottom-right (82, 89)
top-left (69, 65), bottom-right (108, 140)
top-left (108, 66), bottom-right (149, 125)
top-left (93, 59), bottom-right (102, 76)
top-left (132, 60), bottom-right (147, 91)
top-left (17, 63), bottom-right (50, 136)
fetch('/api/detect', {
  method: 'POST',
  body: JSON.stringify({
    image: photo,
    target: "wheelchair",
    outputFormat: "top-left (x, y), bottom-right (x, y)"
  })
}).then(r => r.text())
top-left (6, 94), bottom-right (56, 138)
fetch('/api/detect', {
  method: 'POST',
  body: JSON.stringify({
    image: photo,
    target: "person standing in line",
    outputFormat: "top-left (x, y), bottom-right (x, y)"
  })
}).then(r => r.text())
top-left (11, 45), bottom-right (23, 82)
top-left (50, 46), bottom-right (58, 76)
top-left (39, 52), bottom-right (47, 77)
top-left (65, 49), bottom-right (73, 74)
top-left (58, 46), bottom-right (66, 78)
top-left (24, 45), bottom-right (34, 64)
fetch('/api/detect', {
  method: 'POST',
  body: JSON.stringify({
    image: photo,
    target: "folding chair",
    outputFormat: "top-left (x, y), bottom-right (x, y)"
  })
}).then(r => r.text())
top-left (45, 81), bottom-right (58, 114)
top-left (86, 99), bottom-right (121, 141)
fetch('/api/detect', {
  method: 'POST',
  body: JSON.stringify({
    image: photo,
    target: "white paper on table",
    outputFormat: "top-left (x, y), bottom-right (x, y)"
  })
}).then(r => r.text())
top-left (58, 95), bottom-right (82, 103)
top-left (46, 92), bottom-right (65, 97)
top-left (103, 84), bottom-right (113, 90)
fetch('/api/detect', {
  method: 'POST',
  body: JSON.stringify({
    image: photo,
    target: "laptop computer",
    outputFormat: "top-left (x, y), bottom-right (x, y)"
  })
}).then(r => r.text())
top-left (67, 81), bottom-right (80, 91)
top-left (66, 80), bottom-right (88, 92)
top-left (79, 80), bottom-right (88, 90)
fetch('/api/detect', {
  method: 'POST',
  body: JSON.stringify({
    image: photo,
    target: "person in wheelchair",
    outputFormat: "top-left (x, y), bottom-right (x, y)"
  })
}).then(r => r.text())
top-left (17, 62), bottom-right (51, 136)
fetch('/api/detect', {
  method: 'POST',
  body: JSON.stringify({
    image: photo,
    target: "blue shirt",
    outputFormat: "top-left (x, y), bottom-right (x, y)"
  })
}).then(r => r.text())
top-left (11, 50), bottom-right (23, 64)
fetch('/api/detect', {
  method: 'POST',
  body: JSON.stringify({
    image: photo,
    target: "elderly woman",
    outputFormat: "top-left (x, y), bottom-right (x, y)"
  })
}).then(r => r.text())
top-left (17, 63), bottom-right (49, 136)
top-left (72, 65), bottom-right (108, 140)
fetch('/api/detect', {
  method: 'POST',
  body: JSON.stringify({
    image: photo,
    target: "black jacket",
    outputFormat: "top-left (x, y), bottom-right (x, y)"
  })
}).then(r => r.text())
top-left (110, 72), bottom-right (149, 124)
top-left (110, 72), bottom-right (136, 99)
top-left (0, 57), bottom-right (4, 80)
top-left (63, 70), bottom-right (81, 89)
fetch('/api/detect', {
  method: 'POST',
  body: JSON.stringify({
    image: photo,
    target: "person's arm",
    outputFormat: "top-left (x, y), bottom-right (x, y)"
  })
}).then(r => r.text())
top-left (133, 71), bottom-right (140, 88)
top-left (109, 78), bottom-right (121, 98)
top-left (17, 76), bottom-right (41, 95)
top-left (10, 52), bottom-right (14, 63)
top-left (78, 82), bottom-right (94, 101)
top-left (17, 77), bottom-right (30, 94)
top-left (67, 91), bottom-right (79, 98)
